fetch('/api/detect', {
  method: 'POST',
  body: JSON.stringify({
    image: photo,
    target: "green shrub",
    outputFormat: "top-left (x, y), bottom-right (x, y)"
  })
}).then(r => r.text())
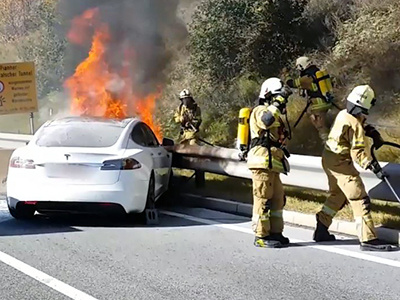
top-left (188, 0), bottom-right (313, 83)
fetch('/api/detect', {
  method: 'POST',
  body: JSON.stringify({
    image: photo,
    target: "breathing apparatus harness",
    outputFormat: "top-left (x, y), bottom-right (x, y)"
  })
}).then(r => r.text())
top-left (249, 94), bottom-right (292, 169)
top-left (293, 67), bottom-right (340, 129)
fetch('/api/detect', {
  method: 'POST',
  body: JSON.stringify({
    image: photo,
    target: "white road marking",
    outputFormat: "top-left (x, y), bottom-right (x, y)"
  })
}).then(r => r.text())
top-left (161, 210), bottom-right (400, 269)
top-left (0, 250), bottom-right (98, 300)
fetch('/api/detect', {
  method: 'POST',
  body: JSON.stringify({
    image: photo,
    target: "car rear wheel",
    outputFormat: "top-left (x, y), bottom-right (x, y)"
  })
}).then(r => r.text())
top-left (145, 173), bottom-right (156, 210)
top-left (8, 204), bottom-right (35, 220)
top-left (158, 170), bottom-right (174, 206)
top-left (129, 173), bottom-right (156, 223)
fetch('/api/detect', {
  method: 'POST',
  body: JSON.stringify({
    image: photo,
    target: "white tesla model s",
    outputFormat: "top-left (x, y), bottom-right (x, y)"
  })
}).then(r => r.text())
top-left (6, 117), bottom-right (174, 219)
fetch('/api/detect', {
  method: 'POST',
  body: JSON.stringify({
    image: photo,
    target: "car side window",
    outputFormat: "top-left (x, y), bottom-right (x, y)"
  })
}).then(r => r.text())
top-left (142, 124), bottom-right (160, 147)
top-left (131, 125), bottom-right (147, 147)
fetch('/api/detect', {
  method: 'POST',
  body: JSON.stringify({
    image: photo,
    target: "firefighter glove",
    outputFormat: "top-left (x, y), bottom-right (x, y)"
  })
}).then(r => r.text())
top-left (364, 125), bottom-right (384, 150)
top-left (272, 95), bottom-right (288, 114)
top-left (369, 160), bottom-right (386, 180)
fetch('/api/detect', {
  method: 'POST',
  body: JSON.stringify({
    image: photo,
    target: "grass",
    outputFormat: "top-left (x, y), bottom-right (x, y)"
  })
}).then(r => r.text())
top-left (172, 169), bottom-right (400, 230)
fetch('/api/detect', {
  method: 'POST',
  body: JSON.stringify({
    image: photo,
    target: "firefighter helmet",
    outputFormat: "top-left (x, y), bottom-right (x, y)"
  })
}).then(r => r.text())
top-left (347, 85), bottom-right (376, 111)
top-left (259, 77), bottom-right (285, 99)
top-left (179, 89), bottom-right (192, 99)
top-left (296, 56), bottom-right (312, 71)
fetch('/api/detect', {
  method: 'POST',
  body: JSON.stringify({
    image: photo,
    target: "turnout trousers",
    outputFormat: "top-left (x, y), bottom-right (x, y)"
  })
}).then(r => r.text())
top-left (251, 169), bottom-right (285, 238)
top-left (317, 149), bottom-right (377, 242)
top-left (180, 130), bottom-right (199, 146)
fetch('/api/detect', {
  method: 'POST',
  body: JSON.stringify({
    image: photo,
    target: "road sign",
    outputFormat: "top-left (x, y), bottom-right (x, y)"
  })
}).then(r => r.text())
top-left (0, 62), bottom-right (38, 115)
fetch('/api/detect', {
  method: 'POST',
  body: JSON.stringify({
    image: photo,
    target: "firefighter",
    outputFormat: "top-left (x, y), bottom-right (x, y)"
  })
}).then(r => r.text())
top-left (284, 56), bottom-right (334, 143)
top-left (247, 78), bottom-right (291, 248)
top-left (174, 89), bottom-right (202, 145)
top-left (314, 85), bottom-right (396, 251)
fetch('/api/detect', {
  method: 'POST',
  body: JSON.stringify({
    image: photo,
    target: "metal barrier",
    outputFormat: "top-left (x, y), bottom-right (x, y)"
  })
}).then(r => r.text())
top-left (170, 145), bottom-right (400, 203)
top-left (0, 133), bottom-right (32, 149)
top-left (0, 133), bottom-right (399, 202)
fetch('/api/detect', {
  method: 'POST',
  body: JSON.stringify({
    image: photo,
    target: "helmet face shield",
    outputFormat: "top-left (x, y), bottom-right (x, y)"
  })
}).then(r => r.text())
top-left (296, 64), bottom-right (304, 72)
top-left (295, 56), bottom-right (311, 72)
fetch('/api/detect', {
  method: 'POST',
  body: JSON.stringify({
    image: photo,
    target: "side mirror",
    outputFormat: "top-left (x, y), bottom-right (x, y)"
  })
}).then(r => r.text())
top-left (162, 138), bottom-right (174, 146)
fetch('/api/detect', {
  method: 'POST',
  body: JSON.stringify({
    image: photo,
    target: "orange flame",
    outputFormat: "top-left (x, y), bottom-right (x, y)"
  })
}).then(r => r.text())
top-left (64, 8), bottom-right (162, 140)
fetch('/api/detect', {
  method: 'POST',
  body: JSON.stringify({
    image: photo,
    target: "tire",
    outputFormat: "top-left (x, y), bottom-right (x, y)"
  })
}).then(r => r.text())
top-left (132, 173), bottom-right (156, 224)
top-left (8, 204), bottom-right (35, 220)
top-left (145, 173), bottom-right (156, 210)
top-left (158, 170), bottom-right (174, 206)
top-left (167, 169), bottom-right (174, 190)
top-left (128, 173), bottom-right (156, 224)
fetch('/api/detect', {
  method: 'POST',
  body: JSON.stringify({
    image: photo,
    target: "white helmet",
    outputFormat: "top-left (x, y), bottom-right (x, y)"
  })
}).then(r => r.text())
top-left (259, 77), bottom-right (284, 98)
top-left (296, 56), bottom-right (312, 71)
top-left (347, 85), bottom-right (376, 111)
top-left (179, 89), bottom-right (192, 99)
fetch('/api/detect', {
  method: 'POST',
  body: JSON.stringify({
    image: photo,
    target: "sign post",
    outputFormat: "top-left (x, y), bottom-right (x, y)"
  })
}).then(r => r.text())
top-left (0, 62), bottom-right (38, 133)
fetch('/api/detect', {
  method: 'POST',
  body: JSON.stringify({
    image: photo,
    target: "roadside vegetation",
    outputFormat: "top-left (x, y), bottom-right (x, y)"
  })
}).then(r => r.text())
top-left (173, 170), bottom-right (400, 230)
top-left (0, 0), bottom-right (399, 161)
top-left (158, 0), bottom-right (400, 162)
top-left (0, 0), bottom-right (65, 132)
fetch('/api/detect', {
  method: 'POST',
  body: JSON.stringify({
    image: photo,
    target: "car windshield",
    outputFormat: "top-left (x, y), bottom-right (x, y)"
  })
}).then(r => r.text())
top-left (35, 118), bottom-right (128, 148)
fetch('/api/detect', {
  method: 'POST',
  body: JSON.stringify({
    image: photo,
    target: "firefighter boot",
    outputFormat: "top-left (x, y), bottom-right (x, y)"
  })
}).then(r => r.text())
top-left (254, 236), bottom-right (283, 248)
top-left (313, 220), bottom-right (336, 242)
top-left (360, 239), bottom-right (398, 252)
top-left (268, 233), bottom-right (290, 245)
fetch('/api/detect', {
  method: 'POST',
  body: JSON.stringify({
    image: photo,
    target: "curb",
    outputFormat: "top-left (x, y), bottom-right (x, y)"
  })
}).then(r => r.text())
top-left (179, 193), bottom-right (400, 244)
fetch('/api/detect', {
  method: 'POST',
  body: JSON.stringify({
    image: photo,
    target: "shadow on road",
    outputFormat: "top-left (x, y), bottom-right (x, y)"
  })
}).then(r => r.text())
top-left (289, 239), bottom-right (361, 248)
top-left (0, 217), bottom-right (82, 237)
top-left (0, 203), bottom-right (248, 237)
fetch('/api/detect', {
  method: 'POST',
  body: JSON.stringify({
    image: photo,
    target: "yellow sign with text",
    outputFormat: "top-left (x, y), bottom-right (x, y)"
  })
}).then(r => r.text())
top-left (0, 62), bottom-right (38, 115)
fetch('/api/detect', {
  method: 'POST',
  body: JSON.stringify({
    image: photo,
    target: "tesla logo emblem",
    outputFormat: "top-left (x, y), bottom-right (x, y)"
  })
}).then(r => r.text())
top-left (64, 154), bottom-right (71, 161)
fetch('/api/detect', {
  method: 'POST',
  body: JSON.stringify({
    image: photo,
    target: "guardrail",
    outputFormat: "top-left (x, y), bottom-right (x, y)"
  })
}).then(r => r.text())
top-left (0, 133), bottom-right (32, 149)
top-left (0, 133), bottom-right (399, 202)
top-left (169, 145), bottom-right (400, 203)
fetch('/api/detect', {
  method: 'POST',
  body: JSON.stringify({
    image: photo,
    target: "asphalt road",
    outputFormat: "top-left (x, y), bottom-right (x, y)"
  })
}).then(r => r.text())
top-left (1, 199), bottom-right (400, 300)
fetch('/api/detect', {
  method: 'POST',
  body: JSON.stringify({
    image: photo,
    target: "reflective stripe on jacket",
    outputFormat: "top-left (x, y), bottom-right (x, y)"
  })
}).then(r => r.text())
top-left (325, 110), bottom-right (372, 169)
top-left (174, 104), bottom-right (202, 131)
top-left (247, 105), bottom-right (289, 173)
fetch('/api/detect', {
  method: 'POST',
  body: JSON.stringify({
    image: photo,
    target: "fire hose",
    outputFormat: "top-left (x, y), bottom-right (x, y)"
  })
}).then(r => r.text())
top-left (370, 141), bottom-right (400, 203)
top-left (185, 122), bottom-right (215, 147)
top-left (293, 99), bottom-right (342, 129)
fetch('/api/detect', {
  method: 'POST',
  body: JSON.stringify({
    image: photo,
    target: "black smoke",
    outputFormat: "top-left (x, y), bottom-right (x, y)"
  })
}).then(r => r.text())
top-left (58, 0), bottom-right (188, 96)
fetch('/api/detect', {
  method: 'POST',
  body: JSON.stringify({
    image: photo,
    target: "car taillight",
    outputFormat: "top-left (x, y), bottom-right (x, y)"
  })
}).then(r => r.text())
top-left (100, 158), bottom-right (141, 171)
top-left (10, 157), bottom-right (36, 169)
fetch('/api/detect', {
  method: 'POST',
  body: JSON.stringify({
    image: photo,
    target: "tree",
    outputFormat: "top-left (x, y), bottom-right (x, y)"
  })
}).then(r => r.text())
top-left (188, 0), bottom-right (312, 83)
top-left (0, 0), bottom-right (66, 99)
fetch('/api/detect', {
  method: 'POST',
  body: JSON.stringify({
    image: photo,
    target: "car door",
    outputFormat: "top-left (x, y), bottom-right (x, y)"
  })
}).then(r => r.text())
top-left (140, 124), bottom-right (171, 195)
